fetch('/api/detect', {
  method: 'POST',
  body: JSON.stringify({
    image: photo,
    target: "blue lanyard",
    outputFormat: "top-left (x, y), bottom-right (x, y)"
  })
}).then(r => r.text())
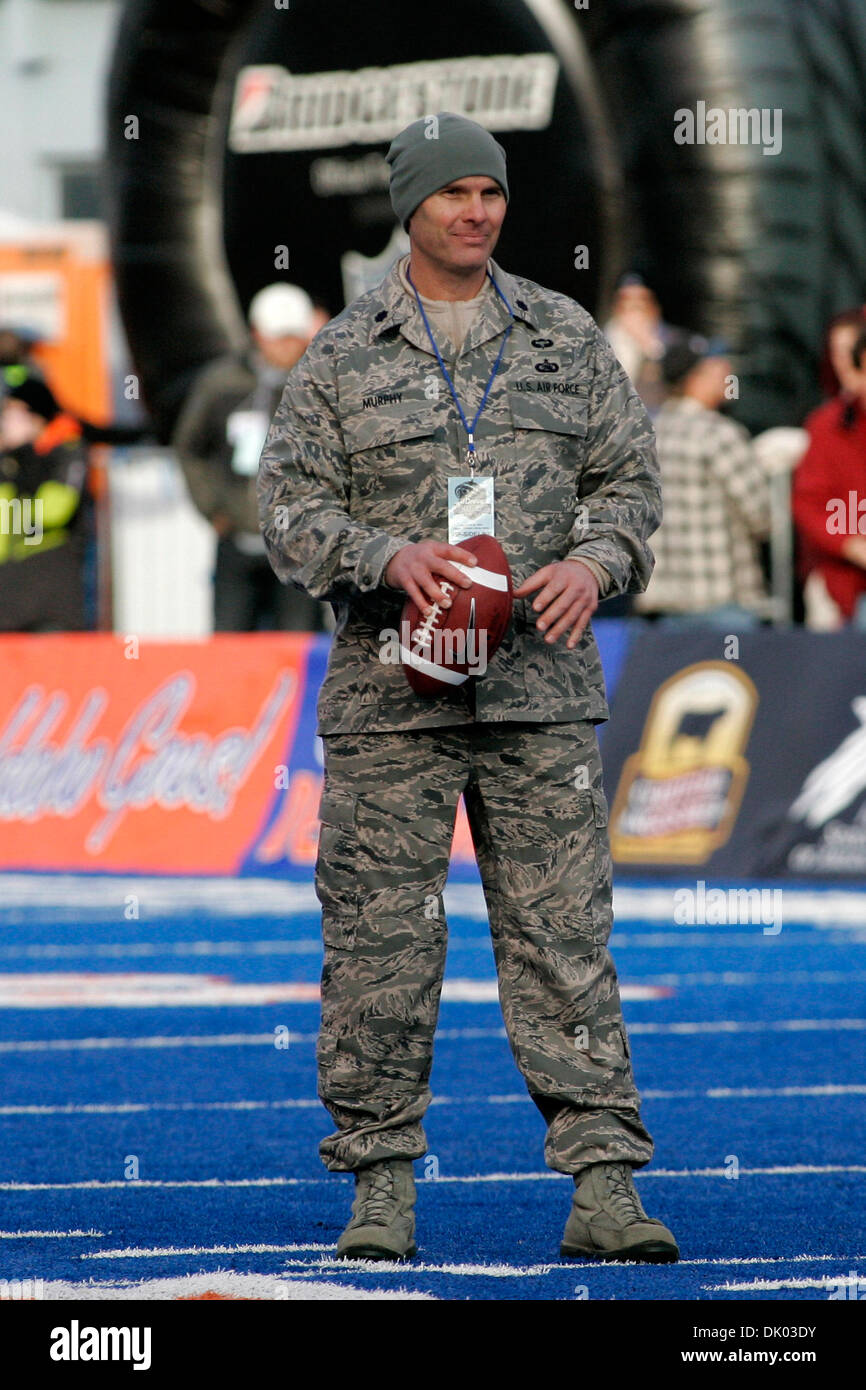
top-left (406, 262), bottom-right (514, 475)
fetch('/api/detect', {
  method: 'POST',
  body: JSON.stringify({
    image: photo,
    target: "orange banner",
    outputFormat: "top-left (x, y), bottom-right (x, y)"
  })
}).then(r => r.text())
top-left (0, 635), bottom-right (305, 874)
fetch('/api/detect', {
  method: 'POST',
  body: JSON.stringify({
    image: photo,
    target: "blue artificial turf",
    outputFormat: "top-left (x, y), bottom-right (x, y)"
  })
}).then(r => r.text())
top-left (0, 877), bottom-right (863, 1301)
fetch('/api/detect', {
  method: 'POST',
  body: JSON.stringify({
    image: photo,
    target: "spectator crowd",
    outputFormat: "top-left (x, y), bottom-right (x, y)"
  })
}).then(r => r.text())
top-left (603, 279), bottom-right (866, 630)
top-left (1, 273), bottom-right (865, 633)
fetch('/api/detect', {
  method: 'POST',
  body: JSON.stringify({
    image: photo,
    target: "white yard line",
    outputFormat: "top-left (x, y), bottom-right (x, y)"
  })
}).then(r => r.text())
top-left (2, 876), bottom-right (866, 928)
top-left (1, 1017), bottom-right (863, 1055)
top-left (704, 1274), bottom-right (863, 1292)
top-left (281, 1257), bottom-right (554, 1278)
top-left (0, 941), bottom-right (323, 960)
top-left (84, 1243), bottom-right (333, 1260)
top-left (2, 1082), bottom-right (865, 1118)
top-left (1, 1164), bottom-right (864, 1193)
top-left (0, 1229), bottom-right (104, 1239)
top-left (34, 1272), bottom-right (435, 1300)
top-left (575, 1253), bottom-right (866, 1269)
top-left (627, 1018), bottom-right (866, 1035)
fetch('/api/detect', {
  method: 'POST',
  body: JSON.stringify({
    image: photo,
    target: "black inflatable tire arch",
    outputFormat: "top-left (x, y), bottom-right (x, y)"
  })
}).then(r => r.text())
top-left (104, 0), bottom-right (263, 444)
top-left (583, 0), bottom-right (866, 432)
top-left (105, 0), bottom-right (623, 444)
top-left (105, 0), bottom-right (866, 441)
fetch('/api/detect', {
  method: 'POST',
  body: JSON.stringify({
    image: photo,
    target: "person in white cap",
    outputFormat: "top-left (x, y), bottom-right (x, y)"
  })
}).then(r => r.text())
top-left (173, 282), bottom-right (330, 631)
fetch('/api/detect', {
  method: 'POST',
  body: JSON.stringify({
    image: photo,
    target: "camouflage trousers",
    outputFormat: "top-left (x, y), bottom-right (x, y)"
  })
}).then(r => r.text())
top-left (314, 720), bottom-right (654, 1174)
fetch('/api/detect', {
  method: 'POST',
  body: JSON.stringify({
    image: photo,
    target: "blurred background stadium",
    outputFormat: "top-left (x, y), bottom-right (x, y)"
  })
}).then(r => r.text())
top-left (0, 0), bottom-right (865, 1305)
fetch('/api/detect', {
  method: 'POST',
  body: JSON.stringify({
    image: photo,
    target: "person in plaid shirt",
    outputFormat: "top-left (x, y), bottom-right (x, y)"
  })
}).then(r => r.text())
top-left (633, 335), bottom-right (771, 625)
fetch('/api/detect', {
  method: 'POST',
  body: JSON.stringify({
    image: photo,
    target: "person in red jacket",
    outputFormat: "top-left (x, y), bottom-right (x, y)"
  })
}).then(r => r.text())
top-left (792, 327), bottom-right (866, 628)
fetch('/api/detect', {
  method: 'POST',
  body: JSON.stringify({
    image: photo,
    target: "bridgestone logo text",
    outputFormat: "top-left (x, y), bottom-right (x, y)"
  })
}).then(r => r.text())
top-left (229, 54), bottom-right (558, 152)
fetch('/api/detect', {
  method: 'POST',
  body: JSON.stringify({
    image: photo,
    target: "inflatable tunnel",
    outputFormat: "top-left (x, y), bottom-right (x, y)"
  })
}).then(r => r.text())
top-left (105, 0), bottom-right (866, 441)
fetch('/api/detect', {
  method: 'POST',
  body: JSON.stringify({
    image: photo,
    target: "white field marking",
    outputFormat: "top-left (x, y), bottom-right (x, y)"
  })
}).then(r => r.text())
top-left (0, 1099), bottom-right (321, 1116)
top-left (0, 935), bottom-right (492, 961)
top-left (626, 1018), bottom-right (866, 1035)
top-left (442, 885), bottom-right (866, 928)
top-left (629, 970), bottom-right (866, 988)
top-left (705, 1083), bottom-right (866, 1099)
top-left (0, 1228), bottom-right (104, 1239)
top-left (377, 1080), bottom-right (856, 1104)
top-left (704, 1275), bottom-right (863, 1293)
top-left (0, 973), bottom-right (324, 1009)
top-left (9, 934), bottom-right (844, 956)
top-left (0, 941), bottom-right (323, 961)
top-left (613, 885), bottom-right (866, 927)
top-left (0, 1032), bottom-right (299, 1054)
top-left (4, 875), bottom-right (865, 928)
top-left (442, 980), bottom-right (669, 1003)
top-left (84, 1242), bottom-right (334, 1260)
top-left (2, 1018), bottom-right (864, 1055)
top-left (283, 1257), bottom-right (553, 1278)
top-left (0, 1178), bottom-right (328, 1192)
top-left (0, 875), bottom-right (319, 917)
top-left (0, 1030), bottom-right (512, 1054)
top-left (574, 1253), bottom-right (866, 1270)
top-left (0, 973), bottom-right (668, 1009)
top-left (632, 1164), bottom-right (866, 1179)
top-left (609, 932), bottom-right (866, 948)
top-left (35, 1272), bottom-right (434, 1301)
top-left (2, 1164), bottom-right (865, 1193)
top-left (4, 1081), bottom-right (865, 1120)
top-left (415, 1165), bottom-right (866, 1183)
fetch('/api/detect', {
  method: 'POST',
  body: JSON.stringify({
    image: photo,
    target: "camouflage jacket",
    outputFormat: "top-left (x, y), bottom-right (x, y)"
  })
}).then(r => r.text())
top-left (257, 256), bottom-right (661, 736)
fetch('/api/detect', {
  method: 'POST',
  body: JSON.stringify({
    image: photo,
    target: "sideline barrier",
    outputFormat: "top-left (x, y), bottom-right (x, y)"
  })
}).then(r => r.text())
top-left (602, 627), bottom-right (866, 881)
top-left (1, 623), bottom-right (862, 881)
top-left (0, 624), bottom-right (629, 880)
top-left (0, 635), bottom-right (310, 877)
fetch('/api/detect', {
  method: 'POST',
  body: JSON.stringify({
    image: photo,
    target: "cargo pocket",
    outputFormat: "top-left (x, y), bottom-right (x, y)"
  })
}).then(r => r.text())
top-left (341, 403), bottom-right (441, 522)
top-left (509, 388), bottom-right (588, 515)
top-left (315, 788), bottom-right (359, 946)
top-left (590, 785), bottom-right (613, 944)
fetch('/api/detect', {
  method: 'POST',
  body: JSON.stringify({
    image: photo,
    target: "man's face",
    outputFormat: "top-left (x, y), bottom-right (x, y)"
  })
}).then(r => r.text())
top-left (409, 176), bottom-right (506, 275)
top-left (252, 329), bottom-right (310, 371)
top-left (0, 398), bottom-right (42, 448)
top-left (829, 324), bottom-right (861, 394)
top-left (613, 285), bottom-right (661, 324)
top-left (685, 356), bottom-right (731, 406)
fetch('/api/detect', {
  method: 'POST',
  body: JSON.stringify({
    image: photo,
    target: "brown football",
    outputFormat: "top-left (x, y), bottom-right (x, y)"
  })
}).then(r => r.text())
top-left (400, 534), bottom-right (513, 697)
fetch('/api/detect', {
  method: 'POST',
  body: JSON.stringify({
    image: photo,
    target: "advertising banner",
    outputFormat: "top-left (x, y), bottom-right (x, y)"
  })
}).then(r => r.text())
top-left (0, 621), bottom-right (633, 878)
top-left (0, 635), bottom-right (305, 876)
top-left (602, 628), bottom-right (866, 880)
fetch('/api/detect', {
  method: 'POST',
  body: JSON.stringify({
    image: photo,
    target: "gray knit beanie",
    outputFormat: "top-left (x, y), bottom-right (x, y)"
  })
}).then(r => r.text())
top-left (386, 112), bottom-right (509, 231)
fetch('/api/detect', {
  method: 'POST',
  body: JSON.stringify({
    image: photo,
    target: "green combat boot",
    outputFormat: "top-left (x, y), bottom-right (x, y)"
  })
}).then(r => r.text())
top-left (560, 1162), bottom-right (679, 1263)
top-left (336, 1159), bottom-right (417, 1261)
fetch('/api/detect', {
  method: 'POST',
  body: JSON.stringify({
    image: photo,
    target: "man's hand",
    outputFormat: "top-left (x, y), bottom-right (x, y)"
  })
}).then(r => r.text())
top-left (385, 540), bottom-right (478, 614)
top-left (514, 559), bottom-right (599, 649)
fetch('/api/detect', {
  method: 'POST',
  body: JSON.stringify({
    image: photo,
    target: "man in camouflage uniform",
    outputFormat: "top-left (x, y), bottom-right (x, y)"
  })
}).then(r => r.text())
top-left (258, 112), bottom-right (679, 1264)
